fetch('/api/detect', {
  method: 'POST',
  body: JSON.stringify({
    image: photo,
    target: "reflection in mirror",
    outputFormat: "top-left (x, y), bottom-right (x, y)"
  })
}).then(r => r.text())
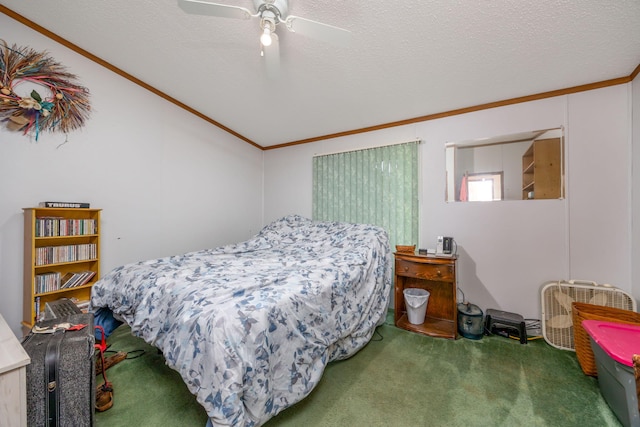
top-left (445, 128), bottom-right (564, 202)
top-left (465, 171), bottom-right (503, 201)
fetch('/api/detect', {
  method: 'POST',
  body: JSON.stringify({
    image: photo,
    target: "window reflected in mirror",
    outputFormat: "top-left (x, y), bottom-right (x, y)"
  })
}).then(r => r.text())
top-left (445, 128), bottom-right (564, 202)
top-left (462, 172), bottom-right (503, 201)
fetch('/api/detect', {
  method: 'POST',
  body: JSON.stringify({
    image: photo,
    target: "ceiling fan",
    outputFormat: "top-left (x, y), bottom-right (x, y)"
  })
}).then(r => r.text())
top-left (178, 0), bottom-right (351, 77)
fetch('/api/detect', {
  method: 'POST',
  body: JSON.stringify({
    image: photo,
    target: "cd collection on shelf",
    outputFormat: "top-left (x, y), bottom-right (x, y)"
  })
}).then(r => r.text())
top-left (35, 243), bottom-right (97, 266)
top-left (35, 217), bottom-right (97, 237)
top-left (34, 270), bottom-right (96, 294)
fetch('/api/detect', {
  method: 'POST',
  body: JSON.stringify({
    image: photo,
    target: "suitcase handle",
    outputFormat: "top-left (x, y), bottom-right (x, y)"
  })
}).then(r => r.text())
top-left (45, 330), bottom-right (64, 427)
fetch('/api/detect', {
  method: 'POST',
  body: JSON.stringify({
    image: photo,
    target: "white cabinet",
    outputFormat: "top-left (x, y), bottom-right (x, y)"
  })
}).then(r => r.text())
top-left (0, 313), bottom-right (30, 427)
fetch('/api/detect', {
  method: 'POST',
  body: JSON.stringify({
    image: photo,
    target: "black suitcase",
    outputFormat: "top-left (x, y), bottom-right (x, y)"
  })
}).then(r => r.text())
top-left (22, 313), bottom-right (95, 427)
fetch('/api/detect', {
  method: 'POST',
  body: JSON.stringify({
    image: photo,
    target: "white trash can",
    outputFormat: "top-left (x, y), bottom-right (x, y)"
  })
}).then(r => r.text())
top-left (404, 288), bottom-right (430, 324)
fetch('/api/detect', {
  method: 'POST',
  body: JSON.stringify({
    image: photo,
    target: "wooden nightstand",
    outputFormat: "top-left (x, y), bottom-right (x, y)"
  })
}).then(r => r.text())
top-left (394, 252), bottom-right (458, 339)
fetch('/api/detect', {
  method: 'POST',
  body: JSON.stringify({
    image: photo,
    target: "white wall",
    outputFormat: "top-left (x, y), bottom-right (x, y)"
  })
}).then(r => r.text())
top-left (264, 86), bottom-right (635, 319)
top-left (0, 15), bottom-right (264, 336)
top-left (566, 86), bottom-right (631, 289)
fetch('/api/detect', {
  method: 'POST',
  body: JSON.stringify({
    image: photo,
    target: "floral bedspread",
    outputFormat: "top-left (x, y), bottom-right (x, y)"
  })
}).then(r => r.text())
top-left (90, 215), bottom-right (391, 426)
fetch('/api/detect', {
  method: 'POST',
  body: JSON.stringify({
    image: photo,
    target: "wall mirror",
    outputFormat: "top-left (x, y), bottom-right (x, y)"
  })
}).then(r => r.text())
top-left (445, 127), bottom-right (564, 202)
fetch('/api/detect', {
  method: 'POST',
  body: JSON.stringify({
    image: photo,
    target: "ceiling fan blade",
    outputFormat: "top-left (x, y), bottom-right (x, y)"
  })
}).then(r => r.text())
top-left (263, 33), bottom-right (280, 80)
top-left (284, 15), bottom-right (351, 46)
top-left (178, 0), bottom-right (253, 20)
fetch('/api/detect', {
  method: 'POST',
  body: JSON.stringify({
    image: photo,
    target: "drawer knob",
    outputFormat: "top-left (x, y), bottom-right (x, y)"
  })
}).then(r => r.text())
top-left (436, 270), bottom-right (442, 276)
top-left (403, 266), bottom-right (409, 272)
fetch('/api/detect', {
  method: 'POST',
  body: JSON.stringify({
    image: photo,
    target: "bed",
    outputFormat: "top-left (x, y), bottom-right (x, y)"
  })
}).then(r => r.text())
top-left (90, 215), bottom-right (392, 426)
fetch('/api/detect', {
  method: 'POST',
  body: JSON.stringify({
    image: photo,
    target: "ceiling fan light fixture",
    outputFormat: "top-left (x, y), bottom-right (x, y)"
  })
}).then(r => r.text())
top-left (260, 27), bottom-right (273, 46)
top-left (179, 0), bottom-right (351, 63)
top-left (260, 17), bottom-right (276, 47)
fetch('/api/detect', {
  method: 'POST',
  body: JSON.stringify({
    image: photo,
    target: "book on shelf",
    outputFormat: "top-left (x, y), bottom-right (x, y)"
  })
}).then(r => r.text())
top-left (39, 201), bottom-right (91, 209)
top-left (61, 271), bottom-right (96, 289)
top-left (59, 272), bottom-right (75, 288)
top-left (74, 271), bottom-right (96, 287)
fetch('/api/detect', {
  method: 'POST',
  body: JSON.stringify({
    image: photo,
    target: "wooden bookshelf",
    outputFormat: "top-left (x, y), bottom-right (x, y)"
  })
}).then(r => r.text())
top-left (22, 207), bottom-right (101, 333)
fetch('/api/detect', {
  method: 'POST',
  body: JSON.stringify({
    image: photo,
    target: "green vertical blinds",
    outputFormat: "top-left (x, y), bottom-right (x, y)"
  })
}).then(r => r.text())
top-left (312, 141), bottom-right (419, 251)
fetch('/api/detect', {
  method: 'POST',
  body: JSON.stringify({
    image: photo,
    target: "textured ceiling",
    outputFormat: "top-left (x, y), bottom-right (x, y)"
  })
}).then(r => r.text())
top-left (1, 0), bottom-right (639, 148)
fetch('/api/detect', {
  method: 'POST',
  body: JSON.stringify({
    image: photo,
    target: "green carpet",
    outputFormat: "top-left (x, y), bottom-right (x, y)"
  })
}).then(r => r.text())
top-left (95, 314), bottom-right (621, 426)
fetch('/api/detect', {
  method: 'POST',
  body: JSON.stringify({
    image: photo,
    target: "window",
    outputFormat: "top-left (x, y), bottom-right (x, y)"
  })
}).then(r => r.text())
top-left (466, 172), bottom-right (503, 201)
top-left (312, 141), bottom-right (419, 251)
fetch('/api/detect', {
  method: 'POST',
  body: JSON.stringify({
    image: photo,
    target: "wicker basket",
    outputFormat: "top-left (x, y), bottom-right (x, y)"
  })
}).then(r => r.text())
top-left (572, 302), bottom-right (640, 376)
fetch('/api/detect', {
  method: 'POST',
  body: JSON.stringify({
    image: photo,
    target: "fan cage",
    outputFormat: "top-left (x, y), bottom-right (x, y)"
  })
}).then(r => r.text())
top-left (540, 281), bottom-right (637, 350)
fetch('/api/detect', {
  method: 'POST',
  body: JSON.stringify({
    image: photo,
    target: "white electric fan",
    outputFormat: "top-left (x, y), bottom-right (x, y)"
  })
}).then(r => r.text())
top-left (540, 280), bottom-right (636, 350)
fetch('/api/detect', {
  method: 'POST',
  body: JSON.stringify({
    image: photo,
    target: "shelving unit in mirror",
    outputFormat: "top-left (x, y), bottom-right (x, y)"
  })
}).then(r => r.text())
top-left (521, 137), bottom-right (562, 200)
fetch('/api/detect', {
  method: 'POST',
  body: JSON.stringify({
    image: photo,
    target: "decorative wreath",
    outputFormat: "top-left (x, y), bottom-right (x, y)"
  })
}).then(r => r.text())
top-left (0, 39), bottom-right (91, 140)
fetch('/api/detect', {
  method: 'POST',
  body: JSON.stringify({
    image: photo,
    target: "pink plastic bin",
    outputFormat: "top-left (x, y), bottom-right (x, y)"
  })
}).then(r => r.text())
top-left (582, 320), bottom-right (640, 427)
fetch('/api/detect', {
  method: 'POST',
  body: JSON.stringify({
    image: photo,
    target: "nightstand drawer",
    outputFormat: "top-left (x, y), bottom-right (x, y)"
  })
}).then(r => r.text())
top-left (395, 259), bottom-right (454, 282)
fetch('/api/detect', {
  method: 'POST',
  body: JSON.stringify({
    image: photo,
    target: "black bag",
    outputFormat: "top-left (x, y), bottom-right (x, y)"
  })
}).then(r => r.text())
top-left (22, 313), bottom-right (95, 427)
